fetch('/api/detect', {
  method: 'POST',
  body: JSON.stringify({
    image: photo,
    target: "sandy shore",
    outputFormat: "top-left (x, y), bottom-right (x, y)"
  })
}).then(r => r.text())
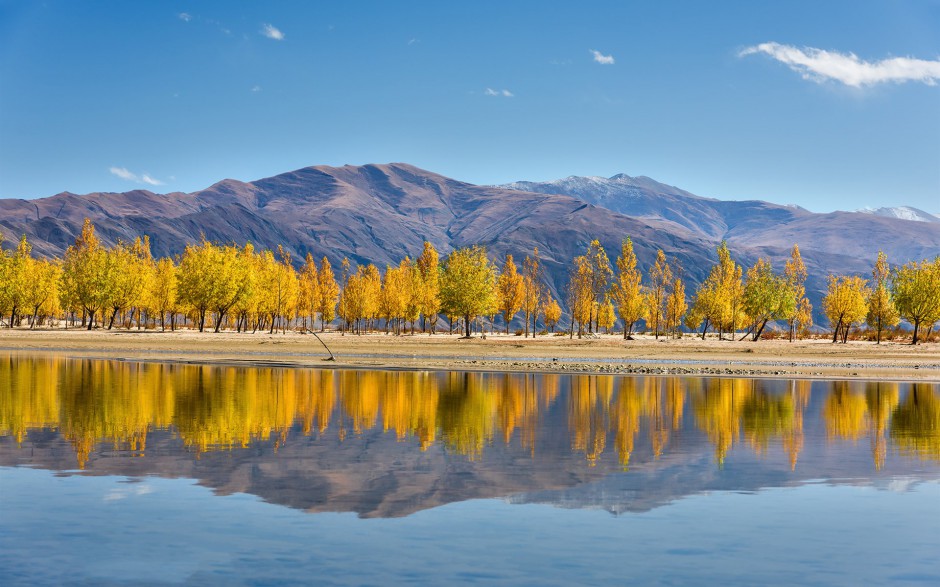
top-left (1, 328), bottom-right (938, 381)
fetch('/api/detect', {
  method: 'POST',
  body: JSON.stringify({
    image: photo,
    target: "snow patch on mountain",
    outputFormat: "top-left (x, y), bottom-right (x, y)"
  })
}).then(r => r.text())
top-left (855, 206), bottom-right (939, 223)
top-left (499, 173), bottom-right (708, 202)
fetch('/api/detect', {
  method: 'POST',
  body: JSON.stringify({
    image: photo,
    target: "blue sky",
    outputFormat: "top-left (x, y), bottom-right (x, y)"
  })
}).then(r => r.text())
top-left (1, 1), bottom-right (938, 213)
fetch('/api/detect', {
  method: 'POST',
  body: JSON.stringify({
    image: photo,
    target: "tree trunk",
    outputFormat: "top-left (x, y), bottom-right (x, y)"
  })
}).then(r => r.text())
top-left (832, 316), bottom-right (843, 343)
top-left (752, 318), bottom-right (768, 341)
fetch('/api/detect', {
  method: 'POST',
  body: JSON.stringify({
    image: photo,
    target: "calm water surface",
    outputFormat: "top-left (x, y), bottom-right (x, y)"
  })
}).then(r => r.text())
top-left (1, 354), bottom-right (938, 586)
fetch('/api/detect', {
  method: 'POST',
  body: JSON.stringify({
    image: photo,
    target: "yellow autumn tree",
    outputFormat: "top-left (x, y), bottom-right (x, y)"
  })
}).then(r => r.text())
top-left (402, 257), bottom-right (422, 332)
top-left (23, 257), bottom-right (62, 327)
top-left (497, 254), bottom-right (524, 334)
top-left (2, 236), bottom-right (32, 327)
top-left (583, 240), bottom-right (613, 333)
top-left (439, 245), bottom-right (497, 338)
top-left (644, 249), bottom-right (672, 339)
top-left (416, 242), bottom-right (441, 334)
top-left (664, 276), bottom-right (687, 338)
top-left (866, 251), bottom-right (899, 344)
top-left (317, 257), bottom-right (339, 331)
top-left (362, 264), bottom-right (382, 332)
top-left (150, 257), bottom-right (178, 331)
top-left (783, 244), bottom-right (809, 342)
top-left (177, 240), bottom-right (218, 332)
top-left (823, 275), bottom-right (869, 343)
top-left (337, 258), bottom-right (353, 333)
top-left (177, 240), bottom-right (252, 332)
top-left (597, 297), bottom-right (616, 333)
top-left (341, 264), bottom-right (376, 334)
top-left (715, 242), bottom-right (745, 338)
top-left (380, 262), bottom-right (408, 334)
top-left (298, 253), bottom-right (320, 331)
top-left (256, 246), bottom-right (299, 334)
top-left (61, 219), bottom-right (110, 329)
top-left (103, 237), bottom-right (152, 329)
top-left (891, 257), bottom-right (940, 344)
top-left (610, 237), bottom-right (644, 338)
top-left (687, 273), bottom-right (720, 339)
top-left (0, 234), bottom-right (9, 324)
top-left (742, 258), bottom-right (794, 341)
top-left (688, 242), bottom-right (743, 340)
top-left (567, 255), bottom-right (593, 338)
top-left (521, 248), bottom-right (544, 337)
top-left (543, 296), bottom-right (562, 333)
top-left (230, 242), bottom-right (260, 332)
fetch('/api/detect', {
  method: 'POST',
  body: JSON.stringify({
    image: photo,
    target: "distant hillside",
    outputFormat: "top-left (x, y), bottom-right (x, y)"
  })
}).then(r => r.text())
top-left (500, 173), bottom-right (940, 263)
top-left (500, 173), bottom-right (940, 315)
top-left (2, 163), bottom-right (938, 324)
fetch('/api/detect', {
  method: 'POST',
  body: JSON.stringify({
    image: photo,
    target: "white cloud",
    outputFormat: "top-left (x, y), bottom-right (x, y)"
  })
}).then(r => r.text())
top-left (104, 483), bottom-right (154, 502)
top-left (178, 12), bottom-right (192, 22)
top-left (110, 167), bottom-right (164, 186)
top-left (591, 50), bottom-right (615, 65)
top-left (251, 85), bottom-right (262, 92)
top-left (109, 166), bottom-right (136, 181)
top-left (261, 23), bottom-right (285, 41)
top-left (407, 38), bottom-right (419, 45)
top-left (739, 42), bottom-right (940, 87)
top-left (485, 88), bottom-right (514, 97)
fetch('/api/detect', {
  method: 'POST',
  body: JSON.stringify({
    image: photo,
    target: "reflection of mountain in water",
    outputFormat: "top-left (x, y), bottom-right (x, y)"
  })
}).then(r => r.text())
top-left (1, 356), bottom-right (938, 518)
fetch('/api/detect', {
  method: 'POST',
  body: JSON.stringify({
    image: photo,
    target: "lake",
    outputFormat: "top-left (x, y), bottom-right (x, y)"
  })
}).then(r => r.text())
top-left (1, 354), bottom-right (938, 586)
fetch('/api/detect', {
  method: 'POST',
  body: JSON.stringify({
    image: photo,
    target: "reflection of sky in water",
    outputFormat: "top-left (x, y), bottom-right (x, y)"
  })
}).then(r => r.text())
top-left (2, 468), bottom-right (938, 586)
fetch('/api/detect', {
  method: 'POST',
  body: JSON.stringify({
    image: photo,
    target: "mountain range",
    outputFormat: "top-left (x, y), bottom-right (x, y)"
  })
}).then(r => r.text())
top-left (2, 163), bottom-right (938, 323)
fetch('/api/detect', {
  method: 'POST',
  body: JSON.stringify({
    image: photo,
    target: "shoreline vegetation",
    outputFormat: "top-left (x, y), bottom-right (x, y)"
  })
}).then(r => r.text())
top-left (2, 219), bottom-right (939, 362)
top-left (1, 329), bottom-right (938, 382)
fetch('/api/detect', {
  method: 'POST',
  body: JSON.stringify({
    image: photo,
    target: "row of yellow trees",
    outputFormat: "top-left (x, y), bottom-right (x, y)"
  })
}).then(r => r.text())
top-left (1, 219), bottom-right (938, 341)
top-left (0, 220), bottom-right (341, 333)
top-left (564, 238), bottom-right (940, 344)
top-left (0, 220), bottom-right (562, 337)
top-left (4, 357), bottom-right (937, 469)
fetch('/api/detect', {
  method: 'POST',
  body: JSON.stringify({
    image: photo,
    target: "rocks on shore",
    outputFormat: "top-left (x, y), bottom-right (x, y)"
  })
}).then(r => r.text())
top-left (455, 359), bottom-right (827, 377)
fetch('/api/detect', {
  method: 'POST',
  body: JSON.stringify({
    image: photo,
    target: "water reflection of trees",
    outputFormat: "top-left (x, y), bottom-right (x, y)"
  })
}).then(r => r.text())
top-left (891, 384), bottom-right (940, 463)
top-left (1, 356), bottom-right (938, 470)
top-left (823, 381), bottom-right (902, 470)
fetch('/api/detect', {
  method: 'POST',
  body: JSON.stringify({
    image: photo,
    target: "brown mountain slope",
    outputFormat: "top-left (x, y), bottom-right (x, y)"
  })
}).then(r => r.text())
top-left (0, 163), bottom-right (718, 303)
